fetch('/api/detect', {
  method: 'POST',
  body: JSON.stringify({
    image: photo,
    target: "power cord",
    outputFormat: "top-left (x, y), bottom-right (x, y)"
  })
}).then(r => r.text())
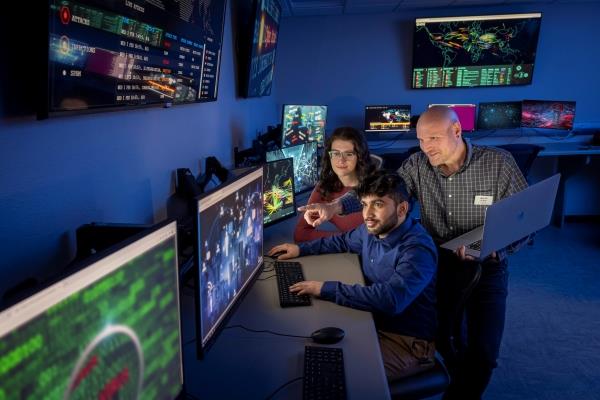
top-left (264, 376), bottom-right (303, 400)
top-left (224, 324), bottom-right (311, 339)
top-left (256, 274), bottom-right (276, 281)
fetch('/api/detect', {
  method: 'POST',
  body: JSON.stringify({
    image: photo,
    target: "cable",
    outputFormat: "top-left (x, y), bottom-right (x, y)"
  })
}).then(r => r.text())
top-left (256, 274), bottom-right (276, 281)
top-left (224, 324), bottom-right (310, 339)
top-left (264, 376), bottom-right (303, 400)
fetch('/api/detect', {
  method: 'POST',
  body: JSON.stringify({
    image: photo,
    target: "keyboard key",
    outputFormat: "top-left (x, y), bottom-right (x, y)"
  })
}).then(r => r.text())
top-left (303, 346), bottom-right (346, 400)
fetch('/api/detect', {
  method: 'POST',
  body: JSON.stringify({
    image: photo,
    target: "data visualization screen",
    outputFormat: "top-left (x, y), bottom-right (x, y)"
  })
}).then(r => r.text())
top-left (47, 0), bottom-right (226, 115)
top-left (412, 13), bottom-right (541, 89)
top-left (0, 222), bottom-right (182, 399)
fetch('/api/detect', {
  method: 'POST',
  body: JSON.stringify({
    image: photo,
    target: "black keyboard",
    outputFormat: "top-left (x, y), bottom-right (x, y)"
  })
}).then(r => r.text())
top-left (468, 239), bottom-right (482, 251)
top-left (303, 346), bottom-right (347, 400)
top-left (274, 261), bottom-right (312, 307)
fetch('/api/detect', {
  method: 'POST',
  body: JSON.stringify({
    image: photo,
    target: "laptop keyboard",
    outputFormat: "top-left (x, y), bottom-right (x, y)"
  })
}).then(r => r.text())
top-left (274, 261), bottom-right (312, 307)
top-left (468, 240), bottom-right (482, 251)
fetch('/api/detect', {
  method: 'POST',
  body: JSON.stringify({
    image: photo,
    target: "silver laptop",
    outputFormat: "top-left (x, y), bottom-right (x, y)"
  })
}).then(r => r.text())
top-left (441, 174), bottom-right (560, 259)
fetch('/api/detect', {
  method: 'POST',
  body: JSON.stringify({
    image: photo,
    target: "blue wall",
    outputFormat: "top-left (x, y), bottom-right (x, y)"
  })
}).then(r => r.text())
top-left (274, 3), bottom-right (600, 130)
top-left (0, 2), bottom-right (279, 294)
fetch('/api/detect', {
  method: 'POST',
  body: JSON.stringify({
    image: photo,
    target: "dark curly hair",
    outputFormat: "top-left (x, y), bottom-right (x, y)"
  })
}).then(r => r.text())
top-left (355, 170), bottom-right (410, 206)
top-left (319, 127), bottom-right (375, 200)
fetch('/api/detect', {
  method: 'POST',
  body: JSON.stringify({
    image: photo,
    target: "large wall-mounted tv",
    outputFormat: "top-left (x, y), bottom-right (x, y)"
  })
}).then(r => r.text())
top-left (43, 0), bottom-right (227, 118)
top-left (412, 13), bottom-right (542, 89)
top-left (245, 0), bottom-right (281, 97)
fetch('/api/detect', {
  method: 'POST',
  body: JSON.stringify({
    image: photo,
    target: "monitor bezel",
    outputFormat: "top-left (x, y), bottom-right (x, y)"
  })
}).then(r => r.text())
top-left (411, 13), bottom-right (542, 90)
top-left (0, 220), bottom-right (185, 399)
top-left (263, 157), bottom-right (297, 227)
top-left (281, 104), bottom-right (328, 148)
top-left (193, 166), bottom-right (264, 359)
top-left (364, 104), bottom-right (412, 133)
top-left (477, 101), bottom-right (523, 130)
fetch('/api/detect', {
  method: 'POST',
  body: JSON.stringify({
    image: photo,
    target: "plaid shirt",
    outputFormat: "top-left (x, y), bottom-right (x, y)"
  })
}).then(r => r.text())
top-left (342, 139), bottom-right (528, 259)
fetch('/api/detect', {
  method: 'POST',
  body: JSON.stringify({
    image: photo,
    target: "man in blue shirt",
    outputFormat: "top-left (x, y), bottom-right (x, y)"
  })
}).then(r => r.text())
top-left (268, 170), bottom-right (438, 381)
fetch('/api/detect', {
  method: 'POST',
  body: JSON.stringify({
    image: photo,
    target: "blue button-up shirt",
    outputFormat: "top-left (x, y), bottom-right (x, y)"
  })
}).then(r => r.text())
top-left (298, 216), bottom-right (438, 340)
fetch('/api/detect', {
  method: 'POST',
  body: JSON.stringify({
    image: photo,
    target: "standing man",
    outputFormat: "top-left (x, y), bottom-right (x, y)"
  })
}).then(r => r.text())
top-left (301, 106), bottom-right (527, 399)
top-left (270, 171), bottom-right (438, 381)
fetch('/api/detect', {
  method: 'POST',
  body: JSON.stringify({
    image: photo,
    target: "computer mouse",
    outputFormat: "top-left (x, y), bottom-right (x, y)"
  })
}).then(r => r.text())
top-left (270, 250), bottom-right (286, 258)
top-left (310, 327), bottom-right (345, 344)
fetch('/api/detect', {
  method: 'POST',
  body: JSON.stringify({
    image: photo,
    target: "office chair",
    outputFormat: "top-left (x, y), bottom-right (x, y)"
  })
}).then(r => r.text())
top-left (496, 144), bottom-right (544, 182)
top-left (388, 262), bottom-right (482, 400)
top-left (379, 146), bottom-right (421, 171)
top-left (370, 154), bottom-right (384, 169)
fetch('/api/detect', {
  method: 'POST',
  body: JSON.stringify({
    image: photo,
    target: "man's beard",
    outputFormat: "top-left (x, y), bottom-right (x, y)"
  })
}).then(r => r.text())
top-left (366, 213), bottom-right (398, 236)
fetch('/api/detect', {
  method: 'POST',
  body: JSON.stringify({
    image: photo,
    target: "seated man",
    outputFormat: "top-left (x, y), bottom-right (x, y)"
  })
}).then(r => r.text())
top-left (269, 170), bottom-right (438, 381)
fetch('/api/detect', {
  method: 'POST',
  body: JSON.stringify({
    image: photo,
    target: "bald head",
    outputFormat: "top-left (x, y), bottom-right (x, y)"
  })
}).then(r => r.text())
top-left (416, 105), bottom-right (466, 172)
top-left (417, 106), bottom-right (460, 130)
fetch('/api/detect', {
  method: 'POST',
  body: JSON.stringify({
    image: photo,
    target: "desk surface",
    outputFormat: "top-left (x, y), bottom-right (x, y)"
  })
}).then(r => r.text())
top-left (182, 217), bottom-right (391, 400)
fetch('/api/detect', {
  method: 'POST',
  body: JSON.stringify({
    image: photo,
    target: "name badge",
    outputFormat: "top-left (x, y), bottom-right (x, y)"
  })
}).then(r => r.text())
top-left (474, 195), bottom-right (493, 206)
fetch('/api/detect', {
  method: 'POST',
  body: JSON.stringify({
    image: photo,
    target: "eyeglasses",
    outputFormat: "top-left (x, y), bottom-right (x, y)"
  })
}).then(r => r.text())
top-left (328, 150), bottom-right (357, 160)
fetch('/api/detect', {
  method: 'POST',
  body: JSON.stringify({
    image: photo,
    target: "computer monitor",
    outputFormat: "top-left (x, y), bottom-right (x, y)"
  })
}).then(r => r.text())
top-left (264, 157), bottom-right (296, 226)
top-left (412, 13), bottom-right (542, 89)
top-left (477, 101), bottom-right (522, 130)
top-left (194, 168), bottom-right (264, 358)
top-left (266, 142), bottom-right (319, 194)
top-left (0, 221), bottom-right (183, 399)
top-left (364, 105), bottom-right (411, 132)
top-left (282, 105), bottom-right (327, 147)
top-left (429, 104), bottom-right (477, 131)
top-left (521, 100), bottom-right (576, 130)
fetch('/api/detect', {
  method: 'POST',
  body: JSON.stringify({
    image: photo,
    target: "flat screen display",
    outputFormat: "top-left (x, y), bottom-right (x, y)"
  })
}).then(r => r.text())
top-left (0, 222), bottom-right (183, 399)
top-left (282, 105), bottom-right (327, 147)
top-left (263, 157), bottom-right (296, 226)
top-left (477, 101), bottom-right (522, 130)
top-left (266, 142), bottom-right (319, 194)
top-left (246, 0), bottom-right (281, 97)
top-left (195, 168), bottom-right (264, 357)
top-left (412, 13), bottom-right (542, 89)
top-left (364, 105), bottom-right (411, 132)
top-left (430, 104), bottom-right (477, 131)
top-left (521, 100), bottom-right (576, 130)
top-left (46, 0), bottom-right (227, 116)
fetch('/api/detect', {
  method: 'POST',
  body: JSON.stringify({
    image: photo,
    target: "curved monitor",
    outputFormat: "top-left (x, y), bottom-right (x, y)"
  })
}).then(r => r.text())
top-left (412, 13), bottom-right (542, 89)
top-left (194, 168), bottom-right (264, 358)
top-left (0, 221), bottom-right (183, 399)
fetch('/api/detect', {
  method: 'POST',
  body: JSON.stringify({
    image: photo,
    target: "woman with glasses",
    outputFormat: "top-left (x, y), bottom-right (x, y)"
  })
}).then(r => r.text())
top-left (294, 126), bottom-right (375, 242)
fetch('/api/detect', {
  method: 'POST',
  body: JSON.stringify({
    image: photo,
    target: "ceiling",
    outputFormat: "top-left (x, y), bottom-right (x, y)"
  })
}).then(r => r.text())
top-left (280, 0), bottom-right (600, 17)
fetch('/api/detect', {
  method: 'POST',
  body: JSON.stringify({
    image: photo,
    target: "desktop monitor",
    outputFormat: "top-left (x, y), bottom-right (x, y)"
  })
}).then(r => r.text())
top-left (282, 105), bottom-right (327, 147)
top-left (263, 157), bottom-right (296, 226)
top-left (364, 105), bottom-right (411, 132)
top-left (0, 221), bottom-right (183, 399)
top-left (429, 104), bottom-right (477, 131)
top-left (477, 101), bottom-right (522, 130)
top-left (412, 13), bottom-right (542, 89)
top-left (266, 142), bottom-right (319, 194)
top-left (194, 168), bottom-right (264, 358)
top-left (521, 100), bottom-right (576, 130)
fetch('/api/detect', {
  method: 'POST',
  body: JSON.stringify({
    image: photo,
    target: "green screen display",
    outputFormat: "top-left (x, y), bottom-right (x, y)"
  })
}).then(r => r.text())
top-left (0, 237), bottom-right (182, 400)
